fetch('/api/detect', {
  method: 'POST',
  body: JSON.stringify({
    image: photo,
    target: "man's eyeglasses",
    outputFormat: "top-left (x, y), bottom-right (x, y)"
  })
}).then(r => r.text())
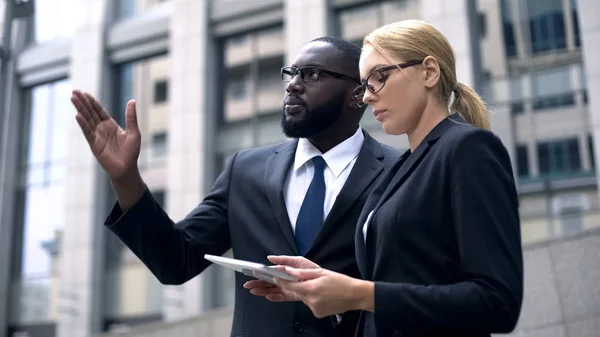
top-left (281, 66), bottom-right (361, 85)
top-left (352, 60), bottom-right (423, 107)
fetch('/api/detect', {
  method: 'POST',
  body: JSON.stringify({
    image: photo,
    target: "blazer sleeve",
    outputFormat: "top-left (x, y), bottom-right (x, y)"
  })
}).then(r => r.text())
top-left (372, 129), bottom-right (524, 333)
top-left (104, 152), bottom-right (238, 285)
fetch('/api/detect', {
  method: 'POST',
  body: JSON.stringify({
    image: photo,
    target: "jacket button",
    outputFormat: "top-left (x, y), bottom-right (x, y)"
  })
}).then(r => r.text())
top-left (293, 322), bottom-right (303, 332)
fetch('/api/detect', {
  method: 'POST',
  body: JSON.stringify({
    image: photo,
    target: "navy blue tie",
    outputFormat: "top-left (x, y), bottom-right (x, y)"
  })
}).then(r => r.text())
top-left (295, 156), bottom-right (326, 255)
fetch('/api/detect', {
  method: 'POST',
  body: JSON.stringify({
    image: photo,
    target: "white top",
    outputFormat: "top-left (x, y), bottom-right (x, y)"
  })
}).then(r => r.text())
top-left (362, 210), bottom-right (375, 244)
top-left (284, 128), bottom-right (365, 232)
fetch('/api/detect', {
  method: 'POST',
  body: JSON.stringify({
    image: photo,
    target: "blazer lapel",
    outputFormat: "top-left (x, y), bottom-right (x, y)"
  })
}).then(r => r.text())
top-left (308, 132), bottom-right (385, 255)
top-left (264, 141), bottom-right (299, 254)
top-left (355, 152), bottom-right (409, 278)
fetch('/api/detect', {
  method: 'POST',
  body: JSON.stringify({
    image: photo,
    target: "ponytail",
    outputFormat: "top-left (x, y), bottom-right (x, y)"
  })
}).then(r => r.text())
top-left (451, 82), bottom-right (490, 130)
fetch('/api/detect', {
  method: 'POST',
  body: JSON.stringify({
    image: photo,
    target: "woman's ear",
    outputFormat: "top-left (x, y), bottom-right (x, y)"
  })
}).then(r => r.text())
top-left (421, 56), bottom-right (441, 89)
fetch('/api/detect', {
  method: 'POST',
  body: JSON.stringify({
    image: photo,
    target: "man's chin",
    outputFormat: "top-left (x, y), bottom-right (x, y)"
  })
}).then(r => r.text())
top-left (281, 122), bottom-right (315, 138)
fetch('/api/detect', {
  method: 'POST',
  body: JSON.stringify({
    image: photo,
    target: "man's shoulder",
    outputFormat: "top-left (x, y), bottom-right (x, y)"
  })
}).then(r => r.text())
top-left (361, 131), bottom-right (403, 166)
top-left (231, 139), bottom-right (296, 163)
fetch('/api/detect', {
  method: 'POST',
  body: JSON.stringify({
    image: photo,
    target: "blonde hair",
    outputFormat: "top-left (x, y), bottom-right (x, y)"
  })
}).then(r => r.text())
top-left (363, 20), bottom-right (490, 130)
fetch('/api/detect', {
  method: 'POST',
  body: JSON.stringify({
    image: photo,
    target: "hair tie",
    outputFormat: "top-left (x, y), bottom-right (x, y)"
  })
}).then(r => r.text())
top-left (453, 83), bottom-right (460, 97)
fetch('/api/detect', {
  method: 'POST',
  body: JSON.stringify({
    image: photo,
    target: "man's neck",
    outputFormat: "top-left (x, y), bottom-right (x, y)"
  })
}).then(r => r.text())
top-left (307, 126), bottom-right (360, 154)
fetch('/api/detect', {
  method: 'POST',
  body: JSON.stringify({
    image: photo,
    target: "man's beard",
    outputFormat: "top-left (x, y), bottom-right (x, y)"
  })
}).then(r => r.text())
top-left (281, 95), bottom-right (345, 138)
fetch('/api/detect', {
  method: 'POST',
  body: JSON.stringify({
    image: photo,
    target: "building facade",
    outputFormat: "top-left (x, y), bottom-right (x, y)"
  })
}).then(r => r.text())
top-left (0, 0), bottom-right (599, 336)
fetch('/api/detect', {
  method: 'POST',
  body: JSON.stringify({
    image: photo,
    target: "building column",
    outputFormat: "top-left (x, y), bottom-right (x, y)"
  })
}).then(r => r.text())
top-left (58, 0), bottom-right (110, 336)
top-left (163, 0), bottom-right (212, 321)
top-left (0, 16), bottom-right (29, 337)
top-left (577, 0), bottom-right (600, 202)
top-left (284, 0), bottom-right (331, 65)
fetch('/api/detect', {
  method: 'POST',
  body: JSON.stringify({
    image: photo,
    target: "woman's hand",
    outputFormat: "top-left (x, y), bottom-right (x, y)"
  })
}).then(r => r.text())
top-left (243, 255), bottom-right (319, 302)
top-left (276, 266), bottom-right (375, 318)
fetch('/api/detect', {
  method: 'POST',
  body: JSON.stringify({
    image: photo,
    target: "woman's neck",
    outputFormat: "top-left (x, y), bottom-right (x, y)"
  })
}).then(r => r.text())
top-left (407, 103), bottom-right (448, 152)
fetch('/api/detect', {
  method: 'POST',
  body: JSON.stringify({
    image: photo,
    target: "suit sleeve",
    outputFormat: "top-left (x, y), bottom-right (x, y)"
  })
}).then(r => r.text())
top-left (105, 153), bottom-right (238, 285)
top-left (372, 129), bottom-right (524, 333)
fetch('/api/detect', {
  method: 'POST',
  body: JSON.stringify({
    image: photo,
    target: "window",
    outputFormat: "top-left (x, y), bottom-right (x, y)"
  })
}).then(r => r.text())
top-left (532, 66), bottom-right (574, 110)
top-left (105, 55), bottom-right (168, 326)
top-left (478, 12), bottom-right (487, 38)
top-left (151, 132), bottom-right (168, 157)
top-left (117, 0), bottom-right (136, 19)
top-left (516, 145), bottom-right (529, 178)
top-left (510, 76), bottom-right (524, 114)
top-left (527, 0), bottom-right (567, 54)
top-left (11, 80), bottom-right (72, 328)
top-left (153, 80), bottom-right (168, 103)
top-left (500, 0), bottom-right (517, 57)
top-left (34, 0), bottom-right (81, 42)
top-left (537, 138), bottom-right (581, 177)
top-left (571, 0), bottom-right (581, 47)
top-left (589, 135), bottom-right (595, 170)
top-left (228, 79), bottom-right (247, 100)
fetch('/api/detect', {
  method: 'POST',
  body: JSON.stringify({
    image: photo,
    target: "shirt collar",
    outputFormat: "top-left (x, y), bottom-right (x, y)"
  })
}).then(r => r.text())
top-left (293, 128), bottom-right (365, 177)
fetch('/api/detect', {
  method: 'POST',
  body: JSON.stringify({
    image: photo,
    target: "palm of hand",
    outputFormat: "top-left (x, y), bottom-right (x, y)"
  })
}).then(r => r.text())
top-left (91, 120), bottom-right (140, 178)
top-left (71, 90), bottom-right (141, 180)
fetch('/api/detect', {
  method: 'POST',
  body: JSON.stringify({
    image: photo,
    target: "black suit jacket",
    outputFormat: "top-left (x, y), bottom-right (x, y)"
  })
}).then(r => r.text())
top-left (105, 130), bottom-right (401, 337)
top-left (354, 115), bottom-right (523, 337)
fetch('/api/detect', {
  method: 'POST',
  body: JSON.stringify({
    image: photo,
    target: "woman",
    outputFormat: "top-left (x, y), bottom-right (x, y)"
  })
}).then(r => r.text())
top-left (245, 20), bottom-right (523, 337)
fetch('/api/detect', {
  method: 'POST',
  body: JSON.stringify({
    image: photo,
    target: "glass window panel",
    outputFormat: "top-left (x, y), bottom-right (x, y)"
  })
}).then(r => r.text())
top-left (118, 0), bottom-right (137, 19)
top-left (34, 0), bottom-right (81, 43)
top-left (537, 138), bottom-right (582, 177)
top-left (14, 80), bottom-right (71, 327)
top-left (28, 86), bottom-right (51, 165)
top-left (532, 66), bottom-right (574, 110)
top-left (104, 55), bottom-right (169, 325)
top-left (339, 6), bottom-right (379, 41)
top-left (527, 0), bottom-right (567, 54)
top-left (501, 0), bottom-right (517, 57)
top-left (49, 81), bottom-right (73, 163)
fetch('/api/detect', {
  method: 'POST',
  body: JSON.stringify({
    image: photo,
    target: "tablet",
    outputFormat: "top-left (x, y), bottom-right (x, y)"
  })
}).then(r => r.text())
top-left (204, 254), bottom-right (299, 284)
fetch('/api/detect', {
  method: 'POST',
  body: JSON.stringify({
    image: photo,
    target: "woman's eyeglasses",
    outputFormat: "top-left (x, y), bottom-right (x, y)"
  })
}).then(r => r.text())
top-left (352, 60), bottom-right (423, 107)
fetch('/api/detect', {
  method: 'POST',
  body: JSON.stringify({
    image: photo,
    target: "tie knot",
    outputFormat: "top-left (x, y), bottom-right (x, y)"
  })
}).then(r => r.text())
top-left (312, 156), bottom-right (326, 171)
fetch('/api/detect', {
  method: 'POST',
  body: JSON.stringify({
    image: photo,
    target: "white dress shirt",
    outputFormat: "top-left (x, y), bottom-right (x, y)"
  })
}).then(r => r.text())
top-left (284, 128), bottom-right (364, 233)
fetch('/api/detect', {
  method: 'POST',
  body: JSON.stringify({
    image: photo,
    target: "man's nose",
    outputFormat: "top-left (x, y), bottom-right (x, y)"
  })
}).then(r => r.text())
top-left (286, 72), bottom-right (304, 94)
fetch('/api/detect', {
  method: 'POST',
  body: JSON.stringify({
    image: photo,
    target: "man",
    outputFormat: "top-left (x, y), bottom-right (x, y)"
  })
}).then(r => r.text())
top-left (71, 37), bottom-right (401, 337)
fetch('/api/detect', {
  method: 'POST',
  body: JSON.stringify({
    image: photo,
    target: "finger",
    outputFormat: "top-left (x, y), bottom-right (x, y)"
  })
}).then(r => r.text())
top-left (75, 114), bottom-right (95, 145)
top-left (71, 92), bottom-right (97, 128)
top-left (244, 280), bottom-right (276, 289)
top-left (79, 91), bottom-right (101, 125)
top-left (284, 267), bottom-right (324, 281)
top-left (274, 278), bottom-right (309, 295)
top-left (84, 92), bottom-right (111, 121)
top-left (265, 294), bottom-right (287, 302)
top-left (267, 255), bottom-right (306, 267)
top-left (249, 287), bottom-right (283, 297)
top-left (124, 100), bottom-right (140, 134)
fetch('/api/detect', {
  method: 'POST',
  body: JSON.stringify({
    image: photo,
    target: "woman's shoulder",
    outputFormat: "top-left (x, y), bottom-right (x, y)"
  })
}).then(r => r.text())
top-left (442, 122), bottom-right (510, 164)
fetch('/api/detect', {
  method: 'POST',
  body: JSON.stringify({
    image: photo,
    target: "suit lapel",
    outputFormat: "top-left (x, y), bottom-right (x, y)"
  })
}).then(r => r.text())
top-left (307, 132), bottom-right (385, 255)
top-left (264, 141), bottom-right (299, 254)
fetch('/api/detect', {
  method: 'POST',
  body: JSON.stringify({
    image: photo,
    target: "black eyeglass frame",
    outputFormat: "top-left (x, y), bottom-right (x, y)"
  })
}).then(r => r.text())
top-left (281, 66), bottom-right (361, 85)
top-left (352, 60), bottom-right (423, 107)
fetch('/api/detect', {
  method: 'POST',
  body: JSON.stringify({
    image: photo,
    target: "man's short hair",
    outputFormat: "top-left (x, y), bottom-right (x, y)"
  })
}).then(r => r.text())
top-left (311, 36), bottom-right (362, 80)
